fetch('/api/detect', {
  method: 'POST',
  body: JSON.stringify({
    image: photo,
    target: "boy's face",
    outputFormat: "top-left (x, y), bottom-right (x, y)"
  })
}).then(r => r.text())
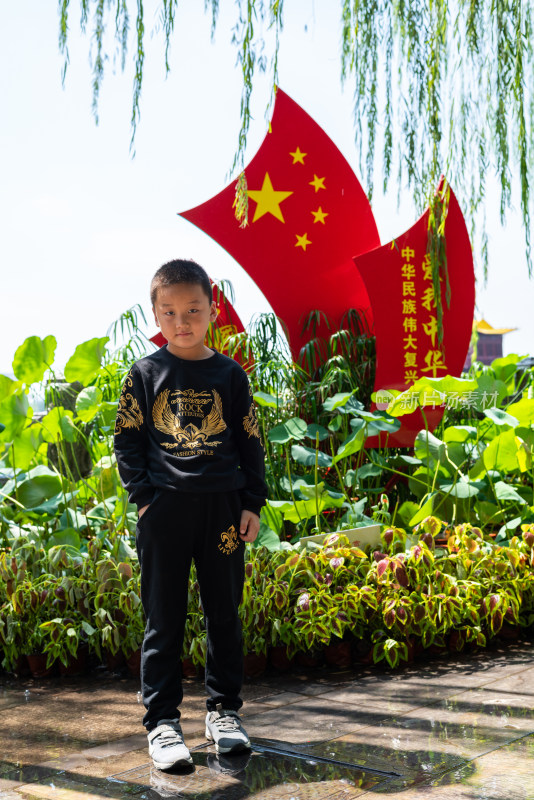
top-left (153, 282), bottom-right (217, 360)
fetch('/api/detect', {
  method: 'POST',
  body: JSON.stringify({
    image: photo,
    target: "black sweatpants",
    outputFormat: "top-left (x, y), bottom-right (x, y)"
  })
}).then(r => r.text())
top-left (135, 488), bottom-right (245, 730)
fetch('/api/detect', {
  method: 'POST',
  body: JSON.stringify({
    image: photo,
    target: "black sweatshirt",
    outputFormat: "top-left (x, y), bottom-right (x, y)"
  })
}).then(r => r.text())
top-left (113, 347), bottom-right (267, 516)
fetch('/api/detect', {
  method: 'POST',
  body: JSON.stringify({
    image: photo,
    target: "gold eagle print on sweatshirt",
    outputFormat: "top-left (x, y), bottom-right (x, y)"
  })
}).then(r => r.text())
top-left (115, 372), bottom-right (144, 435)
top-left (243, 382), bottom-right (262, 442)
top-left (243, 404), bottom-right (261, 441)
top-left (153, 388), bottom-right (227, 452)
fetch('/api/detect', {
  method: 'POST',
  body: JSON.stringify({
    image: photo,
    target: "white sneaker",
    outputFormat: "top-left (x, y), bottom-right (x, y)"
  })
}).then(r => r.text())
top-left (147, 719), bottom-right (193, 770)
top-left (205, 706), bottom-right (251, 754)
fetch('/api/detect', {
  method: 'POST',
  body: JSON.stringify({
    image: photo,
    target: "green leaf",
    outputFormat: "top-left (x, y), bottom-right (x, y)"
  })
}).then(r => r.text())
top-left (483, 407), bottom-right (519, 427)
top-left (59, 507), bottom-right (88, 530)
top-left (443, 426), bottom-right (478, 443)
top-left (86, 498), bottom-right (117, 520)
top-left (491, 354), bottom-right (521, 390)
top-left (507, 398), bottom-right (534, 427)
top-left (47, 528), bottom-right (81, 550)
top-left (387, 376), bottom-right (478, 417)
top-left (261, 503), bottom-right (284, 535)
top-left (322, 392), bottom-right (356, 412)
top-left (273, 494), bottom-right (343, 524)
top-left (99, 400), bottom-right (120, 428)
top-left (291, 444), bottom-right (332, 468)
top-left (7, 424), bottom-right (43, 471)
top-left (397, 501), bottom-right (419, 527)
top-left (332, 424), bottom-right (366, 464)
top-left (474, 501), bottom-right (505, 526)
top-left (409, 494), bottom-right (436, 526)
top-left (496, 517), bottom-right (522, 541)
top-left (255, 520), bottom-right (282, 551)
top-left (351, 409), bottom-right (401, 435)
top-left (295, 481), bottom-right (344, 505)
top-left (75, 386), bottom-right (103, 423)
top-left (0, 392), bottom-right (31, 441)
top-left (253, 391), bottom-right (277, 408)
top-left (357, 463), bottom-right (383, 480)
top-left (28, 492), bottom-right (64, 516)
top-left (493, 481), bottom-right (527, 505)
top-left (480, 429), bottom-right (528, 475)
top-left (268, 417), bottom-right (307, 444)
top-left (328, 414), bottom-right (343, 432)
top-left (473, 375), bottom-right (508, 408)
top-left (305, 423), bottom-right (329, 442)
top-left (446, 442), bottom-right (469, 471)
top-left (81, 621), bottom-right (97, 636)
top-left (40, 407), bottom-right (78, 443)
top-left (116, 537), bottom-right (137, 560)
top-left (344, 469), bottom-right (357, 488)
top-left (439, 478), bottom-right (480, 499)
top-left (390, 454), bottom-right (423, 466)
top-left (16, 468), bottom-right (63, 508)
top-left (0, 375), bottom-right (18, 403)
top-left (12, 335), bottom-right (57, 385)
top-left (414, 430), bottom-right (448, 465)
top-left (64, 337), bottom-right (110, 385)
top-left (516, 439), bottom-right (532, 472)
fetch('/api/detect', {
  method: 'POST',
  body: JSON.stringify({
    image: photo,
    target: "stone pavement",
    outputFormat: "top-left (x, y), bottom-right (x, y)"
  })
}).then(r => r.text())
top-left (0, 641), bottom-right (533, 800)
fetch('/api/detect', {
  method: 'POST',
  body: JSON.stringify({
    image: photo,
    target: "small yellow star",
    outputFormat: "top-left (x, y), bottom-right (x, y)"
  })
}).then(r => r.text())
top-left (295, 233), bottom-right (312, 251)
top-left (247, 172), bottom-right (293, 223)
top-left (289, 147), bottom-right (307, 165)
top-left (311, 206), bottom-right (328, 224)
top-left (309, 174), bottom-right (326, 192)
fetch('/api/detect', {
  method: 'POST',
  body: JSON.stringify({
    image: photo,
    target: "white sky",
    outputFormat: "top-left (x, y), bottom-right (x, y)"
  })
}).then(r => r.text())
top-left (1, 1), bottom-right (533, 377)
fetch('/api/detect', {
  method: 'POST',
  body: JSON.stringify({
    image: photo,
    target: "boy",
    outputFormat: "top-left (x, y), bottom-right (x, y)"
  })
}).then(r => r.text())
top-left (114, 259), bottom-right (267, 770)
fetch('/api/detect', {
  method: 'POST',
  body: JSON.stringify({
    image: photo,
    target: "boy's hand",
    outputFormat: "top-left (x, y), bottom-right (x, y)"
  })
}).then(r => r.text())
top-left (138, 505), bottom-right (149, 518)
top-left (239, 509), bottom-right (260, 543)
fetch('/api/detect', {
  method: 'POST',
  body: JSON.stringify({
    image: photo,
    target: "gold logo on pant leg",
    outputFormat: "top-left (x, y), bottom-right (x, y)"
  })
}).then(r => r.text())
top-left (218, 525), bottom-right (239, 555)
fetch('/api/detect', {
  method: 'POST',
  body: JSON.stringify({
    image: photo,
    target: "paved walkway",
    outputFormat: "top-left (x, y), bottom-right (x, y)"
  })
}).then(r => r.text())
top-left (0, 641), bottom-right (533, 799)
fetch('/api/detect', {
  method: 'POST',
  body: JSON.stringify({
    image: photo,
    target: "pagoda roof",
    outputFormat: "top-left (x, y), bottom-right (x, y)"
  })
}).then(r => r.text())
top-left (476, 318), bottom-right (517, 335)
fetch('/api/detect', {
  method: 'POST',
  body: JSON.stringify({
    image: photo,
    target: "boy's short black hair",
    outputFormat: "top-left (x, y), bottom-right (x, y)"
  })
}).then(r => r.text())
top-left (150, 259), bottom-right (213, 306)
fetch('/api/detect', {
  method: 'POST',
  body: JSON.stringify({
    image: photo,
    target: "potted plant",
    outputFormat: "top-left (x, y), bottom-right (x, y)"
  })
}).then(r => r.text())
top-left (39, 614), bottom-right (94, 675)
top-left (182, 610), bottom-right (206, 678)
top-left (92, 557), bottom-right (139, 670)
top-left (240, 579), bottom-right (269, 677)
top-left (24, 627), bottom-right (57, 677)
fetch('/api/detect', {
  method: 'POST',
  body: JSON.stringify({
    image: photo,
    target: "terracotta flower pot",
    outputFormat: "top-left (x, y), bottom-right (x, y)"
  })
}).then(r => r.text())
top-left (181, 657), bottom-right (198, 678)
top-left (295, 649), bottom-right (324, 668)
top-left (59, 646), bottom-right (88, 677)
top-left (126, 648), bottom-right (142, 678)
top-left (426, 642), bottom-right (447, 658)
top-left (412, 638), bottom-right (425, 659)
top-left (243, 651), bottom-right (267, 678)
top-left (324, 639), bottom-right (352, 668)
top-left (352, 638), bottom-right (373, 665)
top-left (105, 649), bottom-right (126, 672)
top-left (498, 622), bottom-right (519, 641)
top-left (13, 656), bottom-right (31, 677)
top-left (447, 630), bottom-right (465, 653)
top-left (26, 653), bottom-right (56, 678)
top-left (269, 645), bottom-right (294, 672)
top-left (405, 637), bottom-right (415, 663)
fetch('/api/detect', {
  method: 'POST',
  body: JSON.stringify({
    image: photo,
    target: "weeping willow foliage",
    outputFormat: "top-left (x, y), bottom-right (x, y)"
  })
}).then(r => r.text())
top-left (57, 0), bottom-right (532, 279)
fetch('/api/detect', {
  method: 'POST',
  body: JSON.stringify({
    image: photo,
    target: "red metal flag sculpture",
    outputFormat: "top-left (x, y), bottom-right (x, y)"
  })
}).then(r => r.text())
top-left (176, 88), bottom-right (475, 447)
top-left (355, 184), bottom-right (475, 446)
top-left (180, 88), bottom-right (380, 361)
